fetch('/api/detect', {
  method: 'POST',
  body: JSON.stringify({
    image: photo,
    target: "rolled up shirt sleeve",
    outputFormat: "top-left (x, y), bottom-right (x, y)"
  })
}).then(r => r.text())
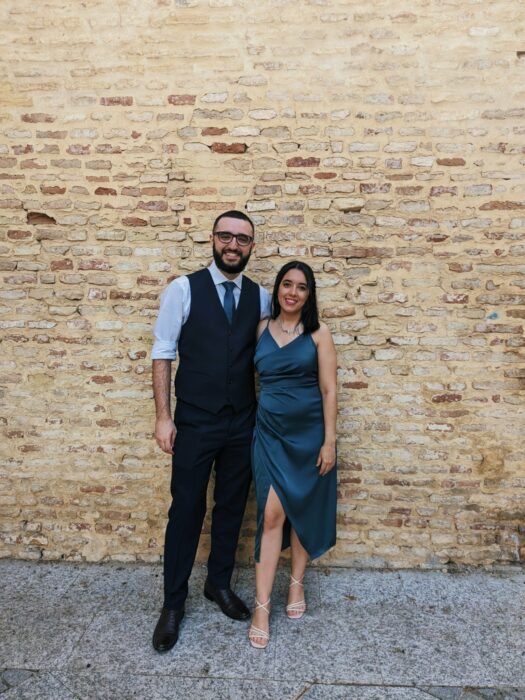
top-left (260, 286), bottom-right (271, 319)
top-left (151, 277), bottom-right (188, 360)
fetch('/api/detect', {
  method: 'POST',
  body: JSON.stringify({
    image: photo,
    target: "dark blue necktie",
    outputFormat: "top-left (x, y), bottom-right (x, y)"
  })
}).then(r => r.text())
top-left (222, 281), bottom-right (236, 325)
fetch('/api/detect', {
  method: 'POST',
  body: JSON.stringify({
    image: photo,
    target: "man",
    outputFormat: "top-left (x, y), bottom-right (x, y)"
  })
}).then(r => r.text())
top-left (151, 210), bottom-right (271, 652)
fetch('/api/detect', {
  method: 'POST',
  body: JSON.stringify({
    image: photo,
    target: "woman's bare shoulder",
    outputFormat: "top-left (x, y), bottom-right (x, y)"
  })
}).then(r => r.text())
top-left (312, 321), bottom-right (332, 340)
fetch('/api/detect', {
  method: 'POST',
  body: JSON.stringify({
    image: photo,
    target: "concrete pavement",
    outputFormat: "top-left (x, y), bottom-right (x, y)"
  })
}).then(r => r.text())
top-left (0, 559), bottom-right (524, 699)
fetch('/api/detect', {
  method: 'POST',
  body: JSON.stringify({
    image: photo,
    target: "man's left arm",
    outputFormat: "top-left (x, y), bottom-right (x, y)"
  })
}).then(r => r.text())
top-left (259, 286), bottom-right (272, 319)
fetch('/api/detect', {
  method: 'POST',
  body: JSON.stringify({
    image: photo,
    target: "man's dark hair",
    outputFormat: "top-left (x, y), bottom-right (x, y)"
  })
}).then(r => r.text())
top-left (271, 261), bottom-right (320, 334)
top-left (213, 210), bottom-right (255, 234)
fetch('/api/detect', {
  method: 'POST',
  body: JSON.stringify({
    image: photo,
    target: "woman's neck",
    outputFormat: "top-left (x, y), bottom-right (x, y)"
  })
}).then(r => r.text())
top-left (277, 311), bottom-right (302, 327)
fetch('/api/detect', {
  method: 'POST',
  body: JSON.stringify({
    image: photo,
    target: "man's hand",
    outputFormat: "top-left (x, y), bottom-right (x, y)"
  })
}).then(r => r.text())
top-left (155, 417), bottom-right (176, 455)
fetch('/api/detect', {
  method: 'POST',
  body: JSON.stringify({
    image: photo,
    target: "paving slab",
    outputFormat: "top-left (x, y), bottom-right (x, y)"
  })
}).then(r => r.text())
top-left (55, 671), bottom-right (304, 700)
top-left (301, 687), bottom-right (434, 699)
top-left (0, 671), bottom-right (79, 700)
top-left (0, 559), bottom-right (524, 698)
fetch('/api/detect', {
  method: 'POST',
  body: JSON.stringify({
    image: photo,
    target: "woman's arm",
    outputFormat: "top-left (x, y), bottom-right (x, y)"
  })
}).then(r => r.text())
top-left (314, 322), bottom-right (337, 476)
top-left (256, 317), bottom-right (269, 341)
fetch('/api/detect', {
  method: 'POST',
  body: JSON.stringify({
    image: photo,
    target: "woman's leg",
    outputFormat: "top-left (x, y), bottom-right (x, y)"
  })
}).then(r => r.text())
top-left (250, 486), bottom-right (286, 643)
top-left (287, 528), bottom-right (308, 616)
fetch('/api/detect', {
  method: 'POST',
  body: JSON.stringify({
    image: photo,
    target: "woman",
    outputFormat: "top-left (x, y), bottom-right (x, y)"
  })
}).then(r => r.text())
top-left (249, 261), bottom-right (337, 649)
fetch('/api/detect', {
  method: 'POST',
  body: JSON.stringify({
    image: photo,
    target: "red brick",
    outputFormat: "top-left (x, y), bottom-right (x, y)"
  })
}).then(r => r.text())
top-left (96, 144), bottom-right (123, 154)
top-left (432, 394), bottom-right (462, 403)
top-left (210, 142), bottom-right (247, 154)
top-left (360, 183), bottom-right (391, 193)
top-left (0, 157), bottom-right (17, 168)
top-left (137, 276), bottom-right (162, 286)
top-left (436, 157), bottom-right (466, 166)
top-left (7, 229), bottom-right (31, 240)
top-left (51, 259), bottom-right (73, 271)
top-left (137, 200), bottom-right (168, 211)
top-left (121, 187), bottom-right (140, 197)
top-left (396, 186), bottom-right (422, 195)
top-left (386, 173), bottom-right (413, 181)
top-left (449, 262), bottom-right (473, 272)
top-left (479, 201), bottom-right (525, 210)
top-left (286, 156), bottom-right (320, 167)
top-left (90, 375), bottom-right (114, 384)
top-left (27, 212), bottom-right (56, 225)
top-left (40, 185), bottom-right (66, 195)
top-left (95, 187), bottom-right (117, 196)
top-left (36, 130), bottom-right (67, 139)
top-left (20, 159), bottom-right (46, 169)
top-left (21, 113), bottom-right (56, 123)
top-left (202, 127), bottom-right (228, 135)
top-left (324, 306), bottom-right (356, 317)
top-left (97, 418), bottom-right (120, 428)
top-left (430, 186), bottom-right (458, 196)
top-left (168, 94), bottom-right (196, 105)
top-left (100, 96), bottom-right (133, 106)
top-left (67, 144), bottom-right (90, 155)
top-left (299, 185), bottom-right (323, 195)
top-left (186, 187), bottom-right (217, 196)
top-left (314, 172), bottom-right (337, 179)
top-left (475, 323), bottom-right (523, 333)
top-left (141, 187), bottom-right (167, 196)
top-left (104, 511), bottom-right (131, 520)
top-left (122, 216), bottom-right (148, 226)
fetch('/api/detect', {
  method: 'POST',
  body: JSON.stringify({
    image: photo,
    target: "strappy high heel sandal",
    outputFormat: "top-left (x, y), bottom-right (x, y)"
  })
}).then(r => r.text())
top-left (286, 574), bottom-right (306, 619)
top-left (248, 598), bottom-right (271, 649)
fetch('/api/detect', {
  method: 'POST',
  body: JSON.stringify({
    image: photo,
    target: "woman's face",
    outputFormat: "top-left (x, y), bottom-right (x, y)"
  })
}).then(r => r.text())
top-left (277, 268), bottom-right (309, 315)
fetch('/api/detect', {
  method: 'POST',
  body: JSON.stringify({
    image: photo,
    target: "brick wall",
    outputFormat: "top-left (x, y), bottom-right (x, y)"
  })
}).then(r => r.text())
top-left (1, 0), bottom-right (524, 567)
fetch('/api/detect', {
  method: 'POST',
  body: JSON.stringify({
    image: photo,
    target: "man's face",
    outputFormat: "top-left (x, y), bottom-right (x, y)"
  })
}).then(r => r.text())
top-left (211, 216), bottom-right (255, 275)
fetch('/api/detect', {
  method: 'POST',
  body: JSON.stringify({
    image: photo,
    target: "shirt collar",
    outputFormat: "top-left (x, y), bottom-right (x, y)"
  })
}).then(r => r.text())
top-left (208, 261), bottom-right (243, 290)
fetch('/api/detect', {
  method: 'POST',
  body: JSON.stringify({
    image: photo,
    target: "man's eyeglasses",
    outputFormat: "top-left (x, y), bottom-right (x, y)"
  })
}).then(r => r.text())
top-left (213, 231), bottom-right (254, 247)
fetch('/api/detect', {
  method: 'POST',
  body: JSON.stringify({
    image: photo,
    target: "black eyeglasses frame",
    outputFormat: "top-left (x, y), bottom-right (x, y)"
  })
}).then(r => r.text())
top-left (213, 231), bottom-right (254, 247)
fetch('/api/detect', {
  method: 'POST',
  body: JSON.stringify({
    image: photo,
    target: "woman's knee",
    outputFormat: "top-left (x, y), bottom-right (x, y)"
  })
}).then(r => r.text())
top-left (263, 506), bottom-right (285, 531)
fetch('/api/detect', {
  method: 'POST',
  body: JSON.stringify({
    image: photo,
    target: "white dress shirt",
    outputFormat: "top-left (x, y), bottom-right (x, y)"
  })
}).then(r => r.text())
top-left (151, 261), bottom-right (272, 360)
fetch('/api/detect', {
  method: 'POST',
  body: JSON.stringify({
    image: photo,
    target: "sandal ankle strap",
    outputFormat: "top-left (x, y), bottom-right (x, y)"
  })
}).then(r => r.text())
top-left (254, 598), bottom-right (271, 615)
top-left (289, 575), bottom-right (304, 587)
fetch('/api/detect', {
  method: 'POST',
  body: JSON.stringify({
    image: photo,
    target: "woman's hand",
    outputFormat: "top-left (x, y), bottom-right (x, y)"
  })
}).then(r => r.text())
top-left (316, 442), bottom-right (336, 476)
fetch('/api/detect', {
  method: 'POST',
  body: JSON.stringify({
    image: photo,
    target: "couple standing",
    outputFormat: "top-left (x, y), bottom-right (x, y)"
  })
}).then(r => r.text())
top-left (151, 210), bottom-right (337, 651)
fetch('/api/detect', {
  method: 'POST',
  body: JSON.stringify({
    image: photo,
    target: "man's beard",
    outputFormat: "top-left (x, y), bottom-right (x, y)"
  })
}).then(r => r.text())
top-left (213, 244), bottom-right (251, 274)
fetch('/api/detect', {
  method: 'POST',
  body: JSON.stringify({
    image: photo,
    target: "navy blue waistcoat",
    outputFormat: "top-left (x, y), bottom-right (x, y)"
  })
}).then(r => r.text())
top-left (174, 268), bottom-right (261, 414)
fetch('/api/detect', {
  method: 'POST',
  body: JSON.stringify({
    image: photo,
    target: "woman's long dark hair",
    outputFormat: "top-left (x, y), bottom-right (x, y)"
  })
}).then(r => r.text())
top-left (271, 261), bottom-right (320, 334)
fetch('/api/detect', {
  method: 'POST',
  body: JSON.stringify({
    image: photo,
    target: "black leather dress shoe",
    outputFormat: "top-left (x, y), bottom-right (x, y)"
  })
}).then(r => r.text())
top-left (152, 607), bottom-right (184, 652)
top-left (204, 579), bottom-right (250, 620)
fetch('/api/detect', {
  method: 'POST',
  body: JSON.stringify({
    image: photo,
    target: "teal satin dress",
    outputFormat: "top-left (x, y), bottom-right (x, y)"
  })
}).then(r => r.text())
top-left (252, 326), bottom-right (337, 562)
